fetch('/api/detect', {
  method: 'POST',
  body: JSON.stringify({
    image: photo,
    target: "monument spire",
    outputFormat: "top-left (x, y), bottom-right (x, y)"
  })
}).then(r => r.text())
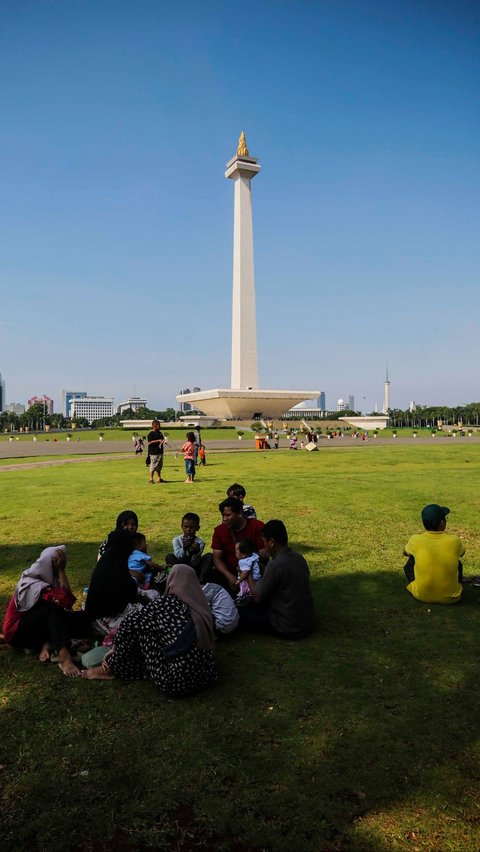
top-left (383, 362), bottom-right (391, 414)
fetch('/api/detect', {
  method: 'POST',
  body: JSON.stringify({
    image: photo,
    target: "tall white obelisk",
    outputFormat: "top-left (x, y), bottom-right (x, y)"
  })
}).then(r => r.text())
top-left (225, 132), bottom-right (260, 390)
top-left (176, 134), bottom-right (320, 419)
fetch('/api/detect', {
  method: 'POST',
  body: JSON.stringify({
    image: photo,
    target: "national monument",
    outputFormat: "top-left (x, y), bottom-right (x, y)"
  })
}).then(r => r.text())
top-left (177, 133), bottom-right (319, 419)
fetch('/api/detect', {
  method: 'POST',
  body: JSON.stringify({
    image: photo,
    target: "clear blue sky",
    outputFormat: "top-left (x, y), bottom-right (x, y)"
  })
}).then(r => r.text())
top-left (1, 0), bottom-right (478, 412)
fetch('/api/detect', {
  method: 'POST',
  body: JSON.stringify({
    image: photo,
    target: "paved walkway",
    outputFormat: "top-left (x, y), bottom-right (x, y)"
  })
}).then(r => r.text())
top-left (1, 434), bottom-right (478, 473)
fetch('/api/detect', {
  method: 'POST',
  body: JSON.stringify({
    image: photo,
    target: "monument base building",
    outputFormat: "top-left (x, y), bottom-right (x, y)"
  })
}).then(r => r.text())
top-left (178, 388), bottom-right (320, 420)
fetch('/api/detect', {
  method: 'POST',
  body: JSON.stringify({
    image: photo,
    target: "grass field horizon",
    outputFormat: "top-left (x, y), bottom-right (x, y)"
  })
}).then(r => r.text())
top-left (2, 444), bottom-right (480, 850)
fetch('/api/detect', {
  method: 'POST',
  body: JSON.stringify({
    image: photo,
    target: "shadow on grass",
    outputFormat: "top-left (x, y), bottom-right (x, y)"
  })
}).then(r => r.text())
top-left (1, 562), bottom-right (480, 850)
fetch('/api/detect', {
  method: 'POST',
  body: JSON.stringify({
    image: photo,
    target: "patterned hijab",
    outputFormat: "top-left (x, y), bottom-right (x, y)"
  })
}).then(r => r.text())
top-left (166, 564), bottom-right (215, 651)
top-left (15, 545), bottom-right (66, 612)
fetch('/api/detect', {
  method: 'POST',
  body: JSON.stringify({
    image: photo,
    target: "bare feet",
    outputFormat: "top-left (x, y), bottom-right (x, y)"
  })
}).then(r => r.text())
top-left (81, 665), bottom-right (115, 680)
top-left (58, 648), bottom-right (81, 677)
top-left (39, 642), bottom-right (51, 663)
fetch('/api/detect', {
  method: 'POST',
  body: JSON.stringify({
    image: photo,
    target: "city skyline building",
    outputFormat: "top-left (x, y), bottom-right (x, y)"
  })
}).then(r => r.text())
top-left (178, 387), bottom-right (201, 412)
top-left (70, 396), bottom-right (114, 424)
top-left (116, 397), bottom-right (147, 414)
top-left (61, 389), bottom-right (87, 417)
top-left (28, 395), bottom-right (54, 415)
top-left (8, 402), bottom-right (25, 415)
top-left (0, 373), bottom-right (5, 412)
top-left (177, 134), bottom-right (319, 419)
top-left (348, 394), bottom-right (355, 412)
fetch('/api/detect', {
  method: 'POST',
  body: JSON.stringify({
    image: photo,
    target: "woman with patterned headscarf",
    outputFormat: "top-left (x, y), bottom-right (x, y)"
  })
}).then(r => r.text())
top-left (83, 564), bottom-right (217, 697)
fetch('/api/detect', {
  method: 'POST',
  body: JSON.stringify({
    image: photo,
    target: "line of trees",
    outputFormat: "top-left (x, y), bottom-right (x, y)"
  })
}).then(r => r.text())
top-left (388, 403), bottom-right (480, 428)
top-left (0, 404), bottom-right (196, 433)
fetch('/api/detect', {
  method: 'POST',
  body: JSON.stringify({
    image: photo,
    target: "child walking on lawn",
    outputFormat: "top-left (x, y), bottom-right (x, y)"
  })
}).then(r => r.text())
top-left (180, 432), bottom-right (196, 483)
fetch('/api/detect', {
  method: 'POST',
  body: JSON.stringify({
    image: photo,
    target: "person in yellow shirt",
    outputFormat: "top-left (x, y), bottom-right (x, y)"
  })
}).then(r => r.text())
top-left (404, 504), bottom-right (465, 604)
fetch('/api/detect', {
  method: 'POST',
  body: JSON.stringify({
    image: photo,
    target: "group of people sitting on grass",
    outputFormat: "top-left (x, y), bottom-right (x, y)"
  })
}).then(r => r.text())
top-left (1, 483), bottom-right (315, 696)
top-left (2, 491), bottom-right (466, 697)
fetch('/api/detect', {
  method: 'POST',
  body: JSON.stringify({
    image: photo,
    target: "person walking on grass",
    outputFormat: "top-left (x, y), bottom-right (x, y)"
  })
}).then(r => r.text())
top-left (147, 420), bottom-right (166, 484)
top-left (180, 432), bottom-right (196, 483)
top-left (403, 504), bottom-right (465, 605)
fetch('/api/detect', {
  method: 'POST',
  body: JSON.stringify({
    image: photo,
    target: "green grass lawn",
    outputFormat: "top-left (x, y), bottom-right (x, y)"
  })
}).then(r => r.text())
top-left (1, 444), bottom-right (480, 851)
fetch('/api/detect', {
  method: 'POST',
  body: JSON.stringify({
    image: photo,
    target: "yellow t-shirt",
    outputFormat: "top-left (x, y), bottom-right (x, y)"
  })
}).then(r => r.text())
top-left (405, 531), bottom-right (465, 604)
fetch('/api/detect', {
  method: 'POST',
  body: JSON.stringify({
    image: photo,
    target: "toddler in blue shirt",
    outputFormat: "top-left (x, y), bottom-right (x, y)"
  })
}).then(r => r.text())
top-left (128, 533), bottom-right (163, 590)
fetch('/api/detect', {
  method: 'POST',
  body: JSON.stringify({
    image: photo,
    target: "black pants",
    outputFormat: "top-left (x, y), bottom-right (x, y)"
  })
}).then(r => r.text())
top-left (404, 557), bottom-right (463, 583)
top-left (237, 603), bottom-right (311, 639)
top-left (196, 555), bottom-right (236, 594)
top-left (10, 601), bottom-right (90, 652)
top-left (165, 553), bottom-right (213, 581)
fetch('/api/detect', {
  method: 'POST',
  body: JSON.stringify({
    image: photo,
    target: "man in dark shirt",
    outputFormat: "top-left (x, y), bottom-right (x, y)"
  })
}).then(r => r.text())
top-left (210, 497), bottom-right (265, 594)
top-left (239, 519), bottom-right (314, 639)
top-left (147, 420), bottom-right (165, 484)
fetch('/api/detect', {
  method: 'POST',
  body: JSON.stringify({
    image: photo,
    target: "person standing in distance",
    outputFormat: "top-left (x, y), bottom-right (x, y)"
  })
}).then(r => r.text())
top-left (147, 420), bottom-right (165, 484)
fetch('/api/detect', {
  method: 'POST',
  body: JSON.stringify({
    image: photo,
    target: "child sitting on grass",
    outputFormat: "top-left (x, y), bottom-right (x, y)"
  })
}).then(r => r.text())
top-left (226, 483), bottom-right (257, 519)
top-left (128, 533), bottom-right (164, 593)
top-left (166, 512), bottom-right (206, 572)
top-left (235, 538), bottom-right (262, 603)
top-left (403, 504), bottom-right (465, 605)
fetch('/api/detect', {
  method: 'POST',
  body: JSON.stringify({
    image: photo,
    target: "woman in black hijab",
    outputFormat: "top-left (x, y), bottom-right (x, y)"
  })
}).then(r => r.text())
top-left (86, 530), bottom-right (138, 635)
top-left (97, 510), bottom-right (138, 561)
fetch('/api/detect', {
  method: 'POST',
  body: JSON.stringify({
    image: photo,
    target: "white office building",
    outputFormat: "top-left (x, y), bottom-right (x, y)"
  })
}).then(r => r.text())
top-left (70, 396), bottom-right (114, 424)
top-left (116, 397), bottom-right (147, 414)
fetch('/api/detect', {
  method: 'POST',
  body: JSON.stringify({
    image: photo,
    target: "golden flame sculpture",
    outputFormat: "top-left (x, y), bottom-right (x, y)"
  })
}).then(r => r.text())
top-left (237, 131), bottom-right (249, 157)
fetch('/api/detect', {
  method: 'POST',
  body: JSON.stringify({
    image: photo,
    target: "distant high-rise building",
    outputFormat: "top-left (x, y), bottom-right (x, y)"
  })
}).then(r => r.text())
top-left (8, 402), bottom-right (25, 415)
top-left (409, 400), bottom-right (416, 413)
top-left (179, 388), bottom-right (191, 412)
top-left (178, 387), bottom-right (201, 412)
top-left (28, 395), bottom-right (54, 415)
top-left (61, 389), bottom-right (87, 417)
top-left (319, 392), bottom-right (326, 411)
top-left (337, 398), bottom-right (345, 412)
top-left (348, 395), bottom-right (355, 412)
top-left (0, 373), bottom-right (5, 412)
